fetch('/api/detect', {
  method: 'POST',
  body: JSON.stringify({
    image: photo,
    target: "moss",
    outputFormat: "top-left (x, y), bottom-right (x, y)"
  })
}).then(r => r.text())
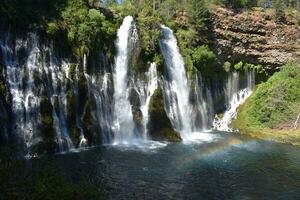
top-left (66, 90), bottom-right (75, 120)
top-left (66, 90), bottom-right (80, 146)
top-left (39, 96), bottom-right (56, 154)
top-left (223, 61), bottom-right (231, 72)
top-left (0, 81), bottom-right (6, 94)
top-left (148, 87), bottom-right (182, 142)
top-left (233, 63), bottom-right (300, 147)
top-left (68, 63), bottom-right (76, 81)
top-left (78, 70), bottom-right (87, 101)
top-left (130, 51), bottom-right (149, 75)
top-left (234, 61), bottom-right (244, 71)
top-left (82, 100), bottom-right (95, 145)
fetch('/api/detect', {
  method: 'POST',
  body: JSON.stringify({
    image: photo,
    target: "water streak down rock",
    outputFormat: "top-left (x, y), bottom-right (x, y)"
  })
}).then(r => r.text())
top-left (112, 16), bottom-right (138, 145)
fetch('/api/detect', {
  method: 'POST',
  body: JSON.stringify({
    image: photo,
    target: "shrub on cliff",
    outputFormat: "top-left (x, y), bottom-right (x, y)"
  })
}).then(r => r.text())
top-left (273, 0), bottom-right (286, 22)
top-left (191, 45), bottom-right (216, 69)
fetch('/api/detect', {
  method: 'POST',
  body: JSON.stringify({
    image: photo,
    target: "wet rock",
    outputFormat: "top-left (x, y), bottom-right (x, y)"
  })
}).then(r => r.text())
top-left (129, 88), bottom-right (141, 107)
top-left (132, 105), bottom-right (144, 134)
top-left (147, 87), bottom-right (182, 142)
top-left (39, 95), bottom-right (56, 154)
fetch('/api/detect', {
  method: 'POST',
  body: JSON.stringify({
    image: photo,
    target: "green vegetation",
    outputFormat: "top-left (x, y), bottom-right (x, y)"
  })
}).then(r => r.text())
top-left (1, 0), bottom-right (117, 59)
top-left (45, 0), bottom-right (116, 59)
top-left (191, 45), bottom-right (216, 70)
top-left (233, 63), bottom-right (300, 146)
top-left (39, 96), bottom-right (56, 154)
top-left (148, 87), bottom-right (182, 142)
top-left (214, 0), bottom-right (258, 9)
top-left (57, 0), bottom-right (116, 57)
top-left (3, 0), bottom-right (298, 74)
top-left (222, 60), bottom-right (266, 76)
top-left (273, 0), bottom-right (286, 21)
top-left (0, 0), bottom-right (65, 31)
top-left (66, 89), bottom-right (80, 146)
top-left (82, 100), bottom-right (95, 145)
top-left (0, 79), bottom-right (7, 94)
top-left (223, 61), bottom-right (232, 72)
top-left (106, 0), bottom-right (212, 74)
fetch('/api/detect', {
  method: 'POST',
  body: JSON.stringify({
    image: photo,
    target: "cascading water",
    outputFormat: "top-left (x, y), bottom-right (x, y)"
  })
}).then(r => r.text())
top-left (4, 35), bottom-right (41, 149)
top-left (159, 25), bottom-right (193, 139)
top-left (46, 50), bottom-right (74, 151)
top-left (213, 69), bottom-right (255, 131)
top-left (158, 25), bottom-right (218, 143)
top-left (89, 70), bottom-right (114, 144)
top-left (0, 33), bottom-right (76, 153)
top-left (0, 22), bottom-right (258, 154)
top-left (112, 16), bottom-right (137, 145)
top-left (191, 72), bottom-right (214, 130)
top-left (136, 63), bottom-right (158, 139)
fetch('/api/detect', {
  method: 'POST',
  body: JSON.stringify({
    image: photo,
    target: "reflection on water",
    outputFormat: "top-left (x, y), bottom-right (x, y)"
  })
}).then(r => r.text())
top-left (28, 131), bottom-right (300, 199)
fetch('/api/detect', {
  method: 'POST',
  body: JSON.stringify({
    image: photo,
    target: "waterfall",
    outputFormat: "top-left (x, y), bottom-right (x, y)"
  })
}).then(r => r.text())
top-left (213, 69), bottom-right (255, 131)
top-left (0, 22), bottom-right (259, 153)
top-left (140, 63), bottom-right (158, 138)
top-left (89, 71), bottom-right (114, 144)
top-left (159, 25), bottom-right (194, 139)
top-left (5, 35), bottom-right (41, 149)
top-left (191, 72), bottom-right (214, 130)
top-left (47, 51), bottom-right (74, 151)
top-left (112, 16), bottom-right (137, 145)
top-left (0, 33), bottom-right (75, 153)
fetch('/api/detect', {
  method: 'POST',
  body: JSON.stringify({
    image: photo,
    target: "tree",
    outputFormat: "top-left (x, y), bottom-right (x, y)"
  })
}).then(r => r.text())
top-left (219, 0), bottom-right (258, 8)
top-left (273, 0), bottom-right (285, 22)
top-left (191, 45), bottom-right (216, 69)
top-left (158, 0), bottom-right (180, 22)
top-left (60, 0), bottom-right (115, 56)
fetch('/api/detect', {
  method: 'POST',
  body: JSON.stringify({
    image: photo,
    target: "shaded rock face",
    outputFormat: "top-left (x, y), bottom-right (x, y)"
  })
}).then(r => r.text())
top-left (211, 8), bottom-right (300, 70)
top-left (147, 87), bottom-right (181, 142)
top-left (0, 74), bottom-right (12, 145)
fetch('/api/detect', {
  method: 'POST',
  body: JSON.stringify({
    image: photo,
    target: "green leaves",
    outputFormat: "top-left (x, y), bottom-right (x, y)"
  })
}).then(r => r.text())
top-left (191, 45), bottom-right (216, 69)
top-left (59, 0), bottom-right (115, 57)
top-left (241, 63), bottom-right (300, 129)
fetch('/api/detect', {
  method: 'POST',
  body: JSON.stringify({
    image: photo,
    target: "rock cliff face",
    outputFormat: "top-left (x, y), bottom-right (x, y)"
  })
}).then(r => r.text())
top-left (211, 8), bottom-right (300, 70)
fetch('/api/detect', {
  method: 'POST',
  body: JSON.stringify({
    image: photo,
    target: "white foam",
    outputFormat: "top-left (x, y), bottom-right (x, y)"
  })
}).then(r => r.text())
top-left (182, 131), bottom-right (220, 144)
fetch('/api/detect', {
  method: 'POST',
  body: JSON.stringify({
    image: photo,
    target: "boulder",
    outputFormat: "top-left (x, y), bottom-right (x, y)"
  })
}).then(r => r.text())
top-left (147, 87), bottom-right (182, 142)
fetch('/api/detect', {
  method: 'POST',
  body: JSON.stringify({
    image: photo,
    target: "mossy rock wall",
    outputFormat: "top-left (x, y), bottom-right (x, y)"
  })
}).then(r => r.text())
top-left (0, 74), bottom-right (12, 145)
top-left (39, 96), bottom-right (56, 154)
top-left (147, 87), bottom-right (181, 142)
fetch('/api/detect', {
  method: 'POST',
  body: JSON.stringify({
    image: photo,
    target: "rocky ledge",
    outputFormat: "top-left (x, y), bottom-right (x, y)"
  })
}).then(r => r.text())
top-left (211, 7), bottom-right (300, 70)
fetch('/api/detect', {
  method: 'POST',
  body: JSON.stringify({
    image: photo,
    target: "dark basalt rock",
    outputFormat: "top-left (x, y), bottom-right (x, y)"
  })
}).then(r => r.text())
top-left (147, 87), bottom-right (181, 142)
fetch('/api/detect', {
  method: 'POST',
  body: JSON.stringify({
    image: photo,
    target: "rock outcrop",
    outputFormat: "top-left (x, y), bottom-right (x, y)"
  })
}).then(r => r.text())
top-left (211, 8), bottom-right (300, 70)
top-left (147, 87), bottom-right (182, 142)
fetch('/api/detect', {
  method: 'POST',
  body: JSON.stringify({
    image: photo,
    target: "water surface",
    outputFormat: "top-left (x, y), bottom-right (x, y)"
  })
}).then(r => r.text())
top-left (30, 131), bottom-right (300, 199)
